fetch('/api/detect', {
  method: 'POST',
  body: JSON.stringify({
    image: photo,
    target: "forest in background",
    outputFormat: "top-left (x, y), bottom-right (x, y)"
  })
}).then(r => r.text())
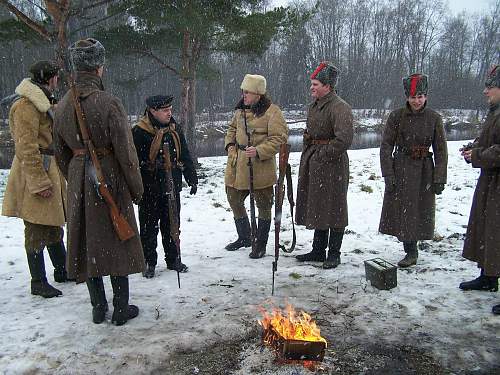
top-left (0, 0), bottom-right (498, 134)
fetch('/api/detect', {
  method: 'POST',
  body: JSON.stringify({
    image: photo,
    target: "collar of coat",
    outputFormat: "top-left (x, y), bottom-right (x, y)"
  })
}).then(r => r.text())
top-left (14, 78), bottom-right (51, 113)
top-left (136, 115), bottom-right (177, 135)
top-left (404, 101), bottom-right (428, 116)
top-left (312, 90), bottom-right (337, 110)
top-left (235, 95), bottom-right (272, 117)
top-left (75, 72), bottom-right (105, 99)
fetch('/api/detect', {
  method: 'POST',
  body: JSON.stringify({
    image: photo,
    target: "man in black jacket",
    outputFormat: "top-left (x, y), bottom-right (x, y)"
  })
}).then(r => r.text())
top-left (132, 95), bottom-right (198, 278)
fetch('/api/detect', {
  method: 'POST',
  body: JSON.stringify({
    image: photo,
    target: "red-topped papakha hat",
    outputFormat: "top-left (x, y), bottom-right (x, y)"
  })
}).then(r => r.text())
top-left (310, 61), bottom-right (339, 87)
top-left (402, 73), bottom-right (428, 97)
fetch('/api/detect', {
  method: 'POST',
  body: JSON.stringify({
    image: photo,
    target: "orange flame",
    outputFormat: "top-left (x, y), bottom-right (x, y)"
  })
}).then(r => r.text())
top-left (258, 304), bottom-right (327, 345)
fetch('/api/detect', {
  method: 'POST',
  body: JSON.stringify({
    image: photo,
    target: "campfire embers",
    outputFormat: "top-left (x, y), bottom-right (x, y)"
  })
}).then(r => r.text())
top-left (259, 305), bottom-right (327, 362)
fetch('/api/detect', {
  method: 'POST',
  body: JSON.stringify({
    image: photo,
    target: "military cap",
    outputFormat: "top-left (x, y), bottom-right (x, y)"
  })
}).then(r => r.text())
top-left (69, 38), bottom-right (106, 72)
top-left (146, 95), bottom-right (173, 110)
top-left (485, 65), bottom-right (500, 88)
top-left (403, 73), bottom-right (428, 97)
top-left (310, 61), bottom-right (339, 87)
top-left (29, 60), bottom-right (59, 84)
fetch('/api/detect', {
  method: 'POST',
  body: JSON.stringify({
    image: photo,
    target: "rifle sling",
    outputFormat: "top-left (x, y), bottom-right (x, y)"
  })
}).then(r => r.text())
top-left (279, 163), bottom-right (296, 253)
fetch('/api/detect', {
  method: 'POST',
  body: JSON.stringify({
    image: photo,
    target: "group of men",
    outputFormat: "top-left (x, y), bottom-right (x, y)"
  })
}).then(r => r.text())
top-left (1, 35), bottom-right (499, 325)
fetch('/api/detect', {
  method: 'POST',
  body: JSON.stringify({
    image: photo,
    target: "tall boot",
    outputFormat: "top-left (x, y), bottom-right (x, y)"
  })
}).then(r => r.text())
top-left (296, 230), bottom-right (328, 262)
top-left (398, 241), bottom-right (418, 268)
top-left (225, 217), bottom-right (252, 251)
top-left (323, 230), bottom-right (343, 269)
top-left (86, 277), bottom-right (109, 324)
top-left (110, 276), bottom-right (139, 326)
top-left (47, 241), bottom-right (70, 283)
top-left (493, 303), bottom-right (500, 315)
top-left (459, 269), bottom-right (498, 292)
top-left (26, 250), bottom-right (62, 298)
top-left (249, 219), bottom-right (271, 259)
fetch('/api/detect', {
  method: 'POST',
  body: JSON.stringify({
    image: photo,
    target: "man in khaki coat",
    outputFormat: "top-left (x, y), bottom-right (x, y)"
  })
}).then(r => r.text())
top-left (54, 38), bottom-right (144, 325)
top-left (379, 74), bottom-right (448, 267)
top-left (295, 62), bottom-right (353, 269)
top-left (459, 65), bottom-right (500, 315)
top-left (224, 74), bottom-right (288, 259)
top-left (2, 60), bottom-right (69, 298)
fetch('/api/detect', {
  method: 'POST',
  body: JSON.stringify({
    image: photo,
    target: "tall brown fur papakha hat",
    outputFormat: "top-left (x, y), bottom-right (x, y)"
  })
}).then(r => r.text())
top-left (402, 73), bottom-right (428, 97)
top-left (69, 38), bottom-right (105, 72)
top-left (310, 61), bottom-right (339, 87)
top-left (485, 65), bottom-right (500, 88)
top-left (29, 60), bottom-right (59, 84)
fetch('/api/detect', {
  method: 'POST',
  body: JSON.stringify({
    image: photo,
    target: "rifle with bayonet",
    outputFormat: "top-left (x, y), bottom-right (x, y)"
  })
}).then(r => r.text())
top-left (243, 108), bottom-right (257, 255)
top-left (68, 74), bottom-right (135, 242)
top-left (272, 143), bottom-right (296, 295)
top-left (162, 141), bottom-right (182, 288)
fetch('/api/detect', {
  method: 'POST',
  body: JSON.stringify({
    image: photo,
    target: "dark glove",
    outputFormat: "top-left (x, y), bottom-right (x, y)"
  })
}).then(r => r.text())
top-left (432, 183), bottom-right (445, 195)
top-left (189, 184), bottom-right (197, 195)
top-left (384, 175), bottom-right (396, 193)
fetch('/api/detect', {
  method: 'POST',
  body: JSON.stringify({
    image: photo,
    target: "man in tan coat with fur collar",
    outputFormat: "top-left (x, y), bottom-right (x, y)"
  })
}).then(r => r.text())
top-left (224, 74), bottom-right (288, 259)
top-left (2, 60), bottom-right (68, 298)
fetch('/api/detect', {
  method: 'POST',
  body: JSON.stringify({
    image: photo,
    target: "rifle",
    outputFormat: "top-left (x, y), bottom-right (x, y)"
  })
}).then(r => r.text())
top-left (69, 75), bottom-right (135, 242)
top-left (163, 141), bottom-right (181, 288)
top-left (272, 143), bottom-right (296, 296)
top-left (243, 108), bottom-right (257, 254)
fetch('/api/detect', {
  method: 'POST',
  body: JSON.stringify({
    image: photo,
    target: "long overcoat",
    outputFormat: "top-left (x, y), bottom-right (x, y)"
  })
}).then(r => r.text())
top-left (379, 104), bottom-right (448, 241)
top-left (295, 91), bottom-right (353, 230)
top-left (53, 72), bottom-right (144, 283)
top-left (2, 78), bottom-right (66, 227)
top-left (224, 97), bottom-right (288, 190)
top-left (462, 104), bottom-right (500, 277)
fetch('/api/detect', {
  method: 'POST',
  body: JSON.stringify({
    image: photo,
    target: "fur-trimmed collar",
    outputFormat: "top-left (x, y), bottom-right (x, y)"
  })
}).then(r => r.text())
top-left (235, 95), bottom-right (272, 117)
top-left (14, 78), bottom-right (51, 113)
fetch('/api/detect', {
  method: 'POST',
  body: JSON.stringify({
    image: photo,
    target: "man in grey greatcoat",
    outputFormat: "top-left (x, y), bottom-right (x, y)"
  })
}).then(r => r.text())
top-left (459, 65), bottom-right (500, 315)
top-left (295, 62), bottom-right (353, 269)
top-left (54, 38), bottom-right (145, 325)
top-left (379, 74), bottom-right (448, 268)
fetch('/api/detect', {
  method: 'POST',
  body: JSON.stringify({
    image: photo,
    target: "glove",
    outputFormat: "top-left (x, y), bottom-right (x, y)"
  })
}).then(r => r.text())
top-left (384, 175), bottom-right (396, 193)
top-left (189, 184), bottom-right (197, 195)
top-left (432, 183), bottom-right (445, 195)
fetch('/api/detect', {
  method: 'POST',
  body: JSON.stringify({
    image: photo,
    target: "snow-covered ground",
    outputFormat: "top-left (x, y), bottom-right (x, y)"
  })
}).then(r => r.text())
top-left (0, 141), bottom-right (499, 374)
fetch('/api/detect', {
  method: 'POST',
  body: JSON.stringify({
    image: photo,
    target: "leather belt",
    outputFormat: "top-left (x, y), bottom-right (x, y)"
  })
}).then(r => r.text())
top-left (310, 139), bottom-right (330, 145)
top-left (396, 145), bottom-right (432, 159)
top-left (72, 147), bottom-right (113, 159)
top-left (39, 147), bottom-right (54, 156)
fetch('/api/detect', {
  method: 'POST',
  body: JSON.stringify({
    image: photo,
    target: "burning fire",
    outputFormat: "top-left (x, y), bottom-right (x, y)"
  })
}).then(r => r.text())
top-left (258, 304), bottom-right (327, 345)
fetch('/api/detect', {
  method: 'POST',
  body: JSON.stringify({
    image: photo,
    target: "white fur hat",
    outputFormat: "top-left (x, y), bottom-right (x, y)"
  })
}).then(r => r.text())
top-left (240, 74), bottom-right (266, 95)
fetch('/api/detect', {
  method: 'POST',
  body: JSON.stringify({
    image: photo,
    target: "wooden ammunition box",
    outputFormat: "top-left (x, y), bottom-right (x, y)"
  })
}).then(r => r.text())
top-left (364, 258), bottom-right (397, 290)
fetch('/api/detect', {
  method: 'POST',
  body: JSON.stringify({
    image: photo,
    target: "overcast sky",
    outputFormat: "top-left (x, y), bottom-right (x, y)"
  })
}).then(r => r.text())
top-left (271, 0), bottom-right (494, 15)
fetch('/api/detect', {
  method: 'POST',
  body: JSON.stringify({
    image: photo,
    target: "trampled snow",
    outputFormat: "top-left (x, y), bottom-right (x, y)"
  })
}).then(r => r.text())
top-left (0, 141), bottom-right (498, 374)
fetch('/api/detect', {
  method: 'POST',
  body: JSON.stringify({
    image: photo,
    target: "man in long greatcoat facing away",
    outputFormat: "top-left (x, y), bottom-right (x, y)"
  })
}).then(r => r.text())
top-left (459, 65), bottom-right (500, 315)
top-left (295, 62), bottom-right (353, 269)
top-left (54, 38), bottom-right (145, 325)
top-left (379, 74), bottom-right (448, 267)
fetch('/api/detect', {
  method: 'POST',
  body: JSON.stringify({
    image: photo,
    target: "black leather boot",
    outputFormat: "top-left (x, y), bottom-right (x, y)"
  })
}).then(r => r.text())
top-left (398, 241), bottom-right (418, 268)
top-left (26, 250), bottom-right (62, 298)
top-left (47, 241), bottom-right (71, 282)
top-left (323, 230), bottom-right (343, 269)
top-left (225, 217), bottom-right (252, 251)
top-left (86, 277), bottom-right (109, 324)
top-left (249, 219), bottom-right (271, 259)
top-left (459, 269), bottom-right (498, 292)
top-left (296, 229), bottom-right (328, 262)
top-left (142, 263), bottom-right (155, 278)
top-left (493, 303), bottom-right (500, 315)
top-left (110, 276), bottom-right (139, 326)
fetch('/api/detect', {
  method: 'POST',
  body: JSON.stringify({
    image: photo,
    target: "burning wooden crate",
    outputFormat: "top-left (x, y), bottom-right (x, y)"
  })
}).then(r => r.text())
top-left (259, 305), bottom-right (327, 362)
